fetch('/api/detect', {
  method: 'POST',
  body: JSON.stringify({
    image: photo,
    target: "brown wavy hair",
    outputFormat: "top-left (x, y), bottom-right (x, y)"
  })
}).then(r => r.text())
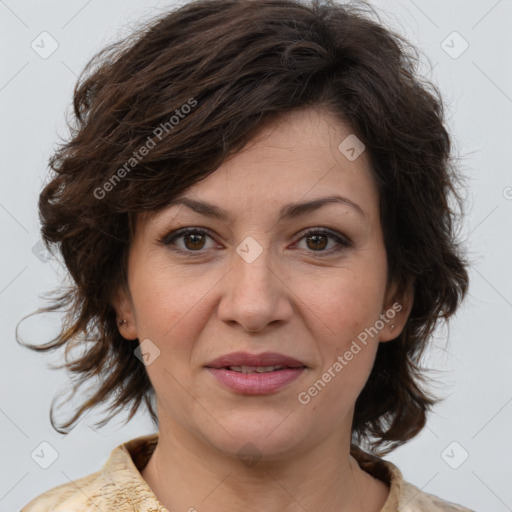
top-left (17, 0), bottom-right (469, 455)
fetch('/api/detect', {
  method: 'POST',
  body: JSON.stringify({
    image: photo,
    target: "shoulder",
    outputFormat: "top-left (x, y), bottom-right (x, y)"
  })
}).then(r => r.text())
top-left (399, 480), bottom-right (476, 512)
top-left (351, 446), bottom-right (476, 512)
top-left (19, 470), bottom-right (107, 512)
top-left (19, 434), bottom-right (163, 512)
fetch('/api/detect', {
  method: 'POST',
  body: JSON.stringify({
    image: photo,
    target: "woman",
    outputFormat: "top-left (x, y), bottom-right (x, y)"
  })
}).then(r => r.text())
top-left (18, 0), bottom-right (474, 510)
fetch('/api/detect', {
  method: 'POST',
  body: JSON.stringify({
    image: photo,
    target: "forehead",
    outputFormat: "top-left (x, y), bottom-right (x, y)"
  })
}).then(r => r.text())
top-left (182, 110), bottom-right (373, 203)
top-left (138, 107), bottom-right (378, 228)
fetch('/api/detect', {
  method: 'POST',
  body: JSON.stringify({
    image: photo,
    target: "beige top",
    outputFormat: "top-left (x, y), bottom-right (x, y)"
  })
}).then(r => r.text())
top-left (21, 433), bottom-right (475, 512)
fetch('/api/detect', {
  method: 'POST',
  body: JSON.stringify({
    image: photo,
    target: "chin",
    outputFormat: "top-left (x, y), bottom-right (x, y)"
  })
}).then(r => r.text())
top-left (197, 410), bottom-right (311, 462)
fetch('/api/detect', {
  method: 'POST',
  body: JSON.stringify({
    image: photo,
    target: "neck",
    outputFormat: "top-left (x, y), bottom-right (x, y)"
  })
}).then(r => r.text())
top-left (140, 424), bottom-right (388, 512)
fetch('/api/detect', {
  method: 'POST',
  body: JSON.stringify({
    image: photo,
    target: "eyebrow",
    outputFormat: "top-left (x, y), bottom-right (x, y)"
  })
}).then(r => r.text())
top-left (165, 194), bottom-right (367, 223)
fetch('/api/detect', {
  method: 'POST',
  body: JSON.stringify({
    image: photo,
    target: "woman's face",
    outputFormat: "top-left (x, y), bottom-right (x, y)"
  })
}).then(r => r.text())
top-left (114, 108), bottom-right (410, 461)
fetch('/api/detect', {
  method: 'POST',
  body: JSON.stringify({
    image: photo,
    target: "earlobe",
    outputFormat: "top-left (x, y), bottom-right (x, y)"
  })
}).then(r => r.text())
top-left (379, 279), bottom-right (414, 343)
top-left (111, 287), bottom-right (138, 340)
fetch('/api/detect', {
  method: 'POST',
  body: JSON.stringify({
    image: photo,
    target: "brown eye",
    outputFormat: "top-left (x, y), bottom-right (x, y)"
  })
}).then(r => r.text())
top-left (305, 233), bottom-right (328, 251)
top-left (183, 232), bottom-right (207, 250)
top-left (161, 228), bottom-right (216, 254)
top-left (295, 229), bottom-right (350, 256)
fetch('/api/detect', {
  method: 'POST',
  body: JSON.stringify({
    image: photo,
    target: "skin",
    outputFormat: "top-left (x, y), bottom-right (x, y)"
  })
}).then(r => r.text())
top-left (113, 107), bottom-right (413, 512)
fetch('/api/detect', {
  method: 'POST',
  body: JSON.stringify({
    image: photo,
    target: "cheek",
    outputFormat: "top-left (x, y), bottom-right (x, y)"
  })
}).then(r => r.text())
top-left (297, 266), bottom-right (386, 345)
top-left (298, 281), bottom-right (382, 419)
top-left (128, 261), bottom-right (209, 410)
top-left (129, 255), bottom-right (215, 338)
top-left (293, 265), bottom-right (385, 404)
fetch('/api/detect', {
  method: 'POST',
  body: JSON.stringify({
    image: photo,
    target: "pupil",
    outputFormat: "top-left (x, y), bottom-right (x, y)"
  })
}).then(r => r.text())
top-left (183, 233), bottom-right (327, 251)
top-left (186, 233), bottom-right (204, 250)
top-left (307, 234), bottom-right (327, 250)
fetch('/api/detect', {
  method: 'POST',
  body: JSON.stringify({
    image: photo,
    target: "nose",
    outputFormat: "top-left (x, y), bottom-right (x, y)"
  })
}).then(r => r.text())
top-left (217, 241), bottom-right (293, 333)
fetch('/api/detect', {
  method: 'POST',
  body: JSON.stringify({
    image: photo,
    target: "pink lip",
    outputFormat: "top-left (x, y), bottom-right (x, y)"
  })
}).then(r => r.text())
top-left (205, 351), bottom-right (307, 369)
top-left (204, 351), bottom-right (307, 395)
top-left (206, 367), bottom-right (306, 395)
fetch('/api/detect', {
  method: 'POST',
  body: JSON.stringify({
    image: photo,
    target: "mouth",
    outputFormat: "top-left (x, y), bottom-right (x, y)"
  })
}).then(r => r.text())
top-left (204, 352), bottom-right (307, 395)
top-left (220, 365), bottom-right (294, 373)
top-left (205, 351), bottom-right (307, 370)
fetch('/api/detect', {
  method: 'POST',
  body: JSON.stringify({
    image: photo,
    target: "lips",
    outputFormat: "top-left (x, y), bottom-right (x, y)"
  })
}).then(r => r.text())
top-left (205, 351), bottom-right (307, 370)
top-left (205, 351), bottom-right (308, 394)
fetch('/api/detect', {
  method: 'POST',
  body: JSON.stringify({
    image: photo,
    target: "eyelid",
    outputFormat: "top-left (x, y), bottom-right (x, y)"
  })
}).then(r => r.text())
top-left (158, 227), bottom-right (218, 251)
top-left (293, 228), bottom-right (351, 255)
top-left (159, 226), bottom-right (351, 256)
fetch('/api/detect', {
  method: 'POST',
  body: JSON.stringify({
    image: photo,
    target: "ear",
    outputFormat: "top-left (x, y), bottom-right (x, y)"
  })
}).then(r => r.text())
top-left (379, 278), bottom-right (414, 342)
top-left (111, 284), bottom-right (138, 341)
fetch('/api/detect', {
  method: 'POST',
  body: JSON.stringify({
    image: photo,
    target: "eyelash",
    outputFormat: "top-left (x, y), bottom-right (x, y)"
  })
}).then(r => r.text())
top-left (159, 227), bottom-right (351, 257)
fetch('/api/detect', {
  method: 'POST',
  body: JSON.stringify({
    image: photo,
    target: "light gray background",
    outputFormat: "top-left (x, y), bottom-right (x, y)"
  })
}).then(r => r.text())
top-left (1, 0), bottom-right (511, 510)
